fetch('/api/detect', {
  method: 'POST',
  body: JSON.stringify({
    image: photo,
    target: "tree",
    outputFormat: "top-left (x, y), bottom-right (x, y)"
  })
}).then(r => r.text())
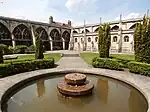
top-left (98, 23), bottom-right (111, 58)
top-left (0, 46), bottom-right (4, 63)
top-left (35, 32), bottom-right (44, 59)
top-left (134, 16), bottom-right (150, 63)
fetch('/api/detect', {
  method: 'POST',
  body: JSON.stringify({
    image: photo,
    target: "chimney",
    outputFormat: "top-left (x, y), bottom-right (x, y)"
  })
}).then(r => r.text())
top-left (68, 20), bottom-right (71, 26)
top-left (49, 16), bottom-right (53, 24)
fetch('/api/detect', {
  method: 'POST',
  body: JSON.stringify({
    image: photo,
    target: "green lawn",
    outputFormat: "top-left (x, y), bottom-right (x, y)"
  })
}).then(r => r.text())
top-left (4, 53), bottom-right (61, 63)
top-left (80, 52), bottom-right (135, 65)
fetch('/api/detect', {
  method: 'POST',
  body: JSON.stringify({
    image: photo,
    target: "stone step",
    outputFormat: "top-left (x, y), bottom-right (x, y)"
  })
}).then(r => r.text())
top-left (62, 53), bottom-right (79, 57)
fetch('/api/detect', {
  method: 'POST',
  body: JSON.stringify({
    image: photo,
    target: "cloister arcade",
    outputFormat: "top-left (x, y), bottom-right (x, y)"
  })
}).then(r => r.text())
top-left (0, 16), bottom-right (71, 51)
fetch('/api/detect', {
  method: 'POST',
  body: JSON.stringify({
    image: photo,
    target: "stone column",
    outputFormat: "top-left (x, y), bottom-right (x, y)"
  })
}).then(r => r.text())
top-left (118, 14), bottom-right (123, 53)
top-left (31, 26), bottom-right (36, 46)
top-left (63, 40), bottom-right (65, 50)
top-left (11, 33), bottom-right (16, 48)
top-left (49, 36), bottom-right (53, 51)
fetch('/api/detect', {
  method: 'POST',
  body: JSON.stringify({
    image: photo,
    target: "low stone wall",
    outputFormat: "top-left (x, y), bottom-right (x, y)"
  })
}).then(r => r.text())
top-left (0, 68), bottom-right (150, 112)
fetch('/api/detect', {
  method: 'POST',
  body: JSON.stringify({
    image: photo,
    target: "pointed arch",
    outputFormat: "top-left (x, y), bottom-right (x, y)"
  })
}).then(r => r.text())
top-left (12, 24), bottom-right (32, 46)
top-left (0, 22), bottom-right (12, 46)
top-left (81, 29), bottom-right (90, 33)
top-left (73, 30), bottom-right (78, 33)
top-left (36, 27), bottom-right (49, 40)
top-left (62, 31), bottom-right (70, 50)
top-left (129, 23), bottom-right (138, 29)
top-left (94, 27), bottom-right (99, 32)
top-left (111, 25), bottom-right (119, 30)
top-left (50, 29), bottom-right (62, 50)
top-left (36, 27), bottom-right (50, 51)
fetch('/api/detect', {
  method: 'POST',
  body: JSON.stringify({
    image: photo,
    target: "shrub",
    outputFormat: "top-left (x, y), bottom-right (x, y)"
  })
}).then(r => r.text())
top-left (14, 45), bottom-right (28, 54)
top-left (134, 17), bottom-right (150, 63)
top-left (0, 58), bottom-right (54, 77)
top-left (98, 23), bottom-right (111, 58)
top-left (35, 32), bottom-right (44, 59)
top-left (0, 44), bottom-right (9, 55)
top-left (128, 61), bottom-right (150, 76)
top-left (8, 46), bottom-right (14, 54)
top-left (92, 57), bottom-right (123, 70)
top-left (113, 58), bottom-right (131, 68)
top-left (25, 45), bottom-right (35, 54)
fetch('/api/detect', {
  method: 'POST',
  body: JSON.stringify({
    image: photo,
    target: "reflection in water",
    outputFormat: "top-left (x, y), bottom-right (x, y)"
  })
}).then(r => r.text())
top-left (97, 78), bottom-right (109, 104)
top-left (57, 92), bottom-right (93, 110)
top-left (36, 80), bottom-right (45, 97)
top-left (128, 89), bottom-right (148, 112)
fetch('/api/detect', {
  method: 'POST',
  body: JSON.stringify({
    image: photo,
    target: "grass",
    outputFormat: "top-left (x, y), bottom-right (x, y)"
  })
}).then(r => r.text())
top-left (80, 52), bottom-right (135, 65)
top-left (4, 53), bottom-right (61, 63)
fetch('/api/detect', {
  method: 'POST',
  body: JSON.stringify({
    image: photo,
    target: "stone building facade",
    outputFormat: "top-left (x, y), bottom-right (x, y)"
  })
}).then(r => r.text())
top-left (71, 18), bottom-right (143, 53)
top-left (0, 16), bottom-right (71, 51)
top-left (0, 16), bottom-right (143, 53)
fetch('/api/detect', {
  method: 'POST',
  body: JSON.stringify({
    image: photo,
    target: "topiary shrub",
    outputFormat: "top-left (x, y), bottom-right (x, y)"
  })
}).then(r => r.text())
top-left (92, 57), bottom-right (123, 70)
top-left (14, 45), bottom-right (28, 54)
top-left (128, 61), bottom-right (150, 76)
top-left (35, 32), bottom-right (44, 59)
top-left (134, 17), bottom-right (150, 63)
top-left (98, 23), bottom-right (111, 58)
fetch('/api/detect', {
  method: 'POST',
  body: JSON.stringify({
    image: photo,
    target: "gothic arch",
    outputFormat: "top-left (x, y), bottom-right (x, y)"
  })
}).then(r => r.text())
top-left (62, 31), bottom-right (70, 50)
top-left (73, 30), bottom-right (78, 33)
top-left (0, 22), bottom-right (12, 46)
top-left (36, 27), bottom-right (50, 51)
top-left (50, 29), bottom-right (62, 50)
top-left (81, 29), bottom-right (90, 33)
top-left (111, 25), bottom-right (119, 30)
top-left (129, 23), bottom-right (137, 29)
top-left (0, 20), bottom-right (10, 31)
top-left (94, 27), bottom-right (99, 32)
top-left (12, 24), bottom-right (32, 46)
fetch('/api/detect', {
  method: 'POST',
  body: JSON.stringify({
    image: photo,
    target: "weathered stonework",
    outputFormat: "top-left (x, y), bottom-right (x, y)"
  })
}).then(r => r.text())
top-left (72, 18), bottom-right (142, 53)
top-left (0, 16), bottom-right (71, 51)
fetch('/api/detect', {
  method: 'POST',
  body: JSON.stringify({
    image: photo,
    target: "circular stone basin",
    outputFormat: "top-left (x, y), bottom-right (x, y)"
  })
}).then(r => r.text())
top-left (65, 73), bottom-right (86, 85)
top-left (2, 73), bottom-right (148, 112)
top-left (57, 81), bottom-right (94, 96)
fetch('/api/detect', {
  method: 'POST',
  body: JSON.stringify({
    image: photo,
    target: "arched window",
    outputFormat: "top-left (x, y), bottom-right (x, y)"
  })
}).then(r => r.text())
top-left (124, 36), bottom-right (129, 42)
top-left (75, 38), bottom-right (78, 42)
top-left (111, 25), bottom-right (119, 31)
top-left (88, 37), bottom-right (91, 42)
top-left (82, 29), bottom-right (90, 33)
top-left (94, 28), bottom-right (99, 32)
top-left (73, 30), bottom-right (78, 33)
top-left (95, 37), bottom-right (98, 42)
top-left (113, 36), bottom-right (117, 42)
top-left (81, 38), bottom-right (83, 43)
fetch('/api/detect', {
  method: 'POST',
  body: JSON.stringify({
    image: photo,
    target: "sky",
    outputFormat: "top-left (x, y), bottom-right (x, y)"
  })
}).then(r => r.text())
top-left (0, 0), bottom-right (149, 26)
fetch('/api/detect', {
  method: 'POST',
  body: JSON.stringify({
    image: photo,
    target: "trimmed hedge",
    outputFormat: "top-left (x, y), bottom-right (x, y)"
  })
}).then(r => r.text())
top-left (0, 58), bottom-right (54, 77)
top-left (92, 57), bottom-right (123, 70)
top-left (114, 58), bottom-right (131, 68)
top-left (128, 61), bottom-right (150, 76)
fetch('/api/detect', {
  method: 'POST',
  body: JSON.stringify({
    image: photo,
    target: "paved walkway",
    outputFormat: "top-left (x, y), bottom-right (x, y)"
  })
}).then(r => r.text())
top-left (56, 57), bottom-right (90, 68)
top-left (56, 51), bottom-right (90, 68)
